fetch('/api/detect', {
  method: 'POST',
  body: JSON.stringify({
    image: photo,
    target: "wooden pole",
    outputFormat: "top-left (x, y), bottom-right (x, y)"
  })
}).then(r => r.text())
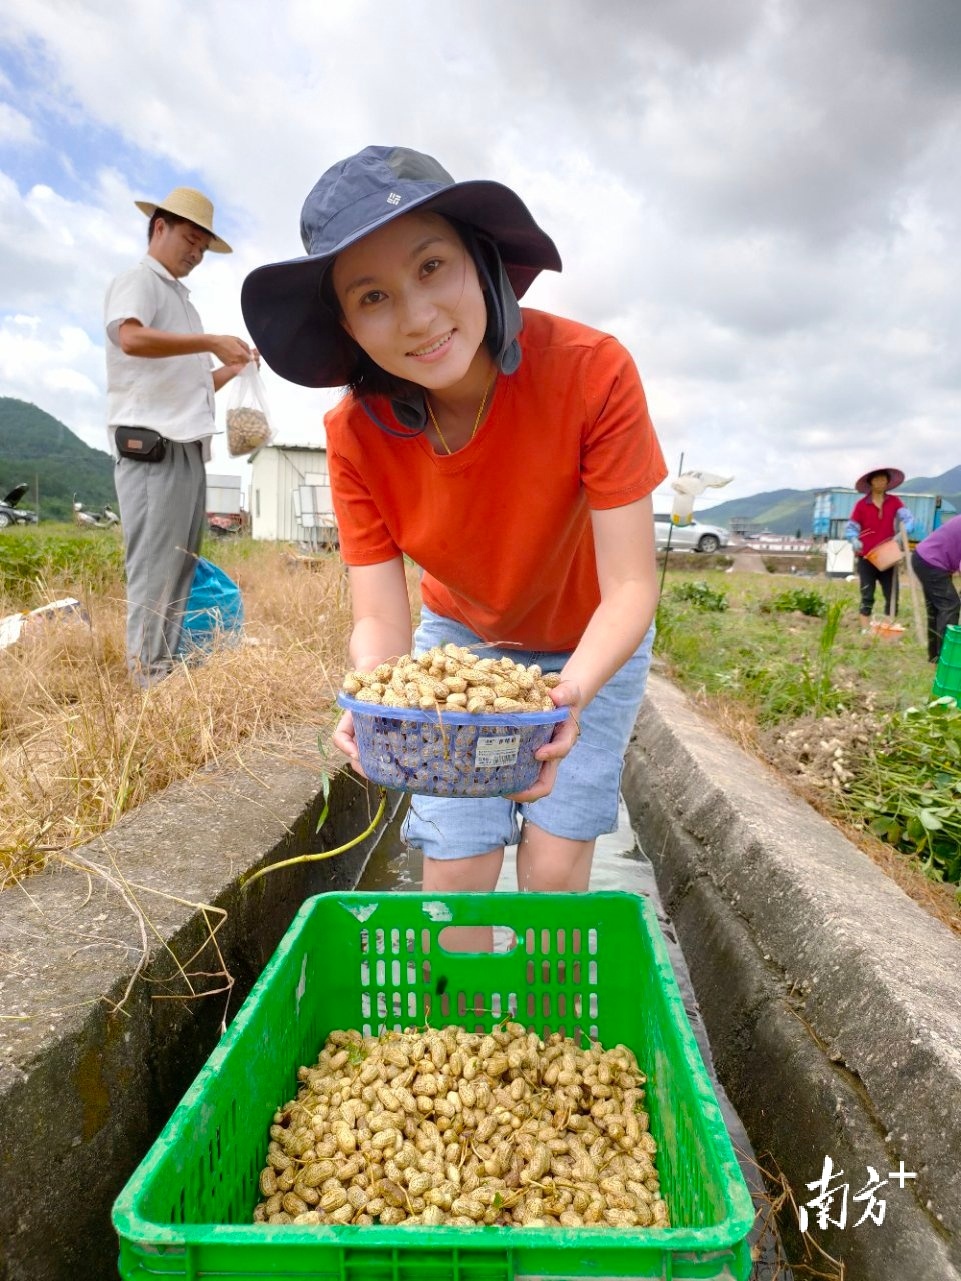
top-left (899, 524), bottom-right (925, 645)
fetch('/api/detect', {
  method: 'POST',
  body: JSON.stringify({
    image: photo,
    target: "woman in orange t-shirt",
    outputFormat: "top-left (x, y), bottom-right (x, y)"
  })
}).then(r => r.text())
top-left (242, 146), bottom-right (667, 914)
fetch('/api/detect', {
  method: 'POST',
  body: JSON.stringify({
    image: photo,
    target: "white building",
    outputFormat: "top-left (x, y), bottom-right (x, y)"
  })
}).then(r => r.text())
top-left (246, 443), bottom-right (336, 546)
top-left (206, 473), bottom-right (243, 517)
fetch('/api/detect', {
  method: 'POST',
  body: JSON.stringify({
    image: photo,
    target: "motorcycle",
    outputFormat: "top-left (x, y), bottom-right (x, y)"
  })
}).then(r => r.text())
top-left (74, 500), bottom-right (121, 529)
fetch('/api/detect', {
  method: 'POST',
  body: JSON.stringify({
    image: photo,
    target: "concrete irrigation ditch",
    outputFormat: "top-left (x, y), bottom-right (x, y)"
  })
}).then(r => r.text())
top-left (1, 677), bottom-right (959, 1280)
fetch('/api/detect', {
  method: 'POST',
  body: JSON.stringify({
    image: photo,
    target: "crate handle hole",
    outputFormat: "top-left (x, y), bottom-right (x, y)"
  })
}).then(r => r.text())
top-left (436, 925), bottom-right (519, 954)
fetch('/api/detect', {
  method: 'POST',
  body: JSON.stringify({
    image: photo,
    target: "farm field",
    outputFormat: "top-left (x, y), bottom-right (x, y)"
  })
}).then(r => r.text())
top-left (655, 565), bottom-right (961, 933)
top-left (2, 528), bottom-right (959, 935)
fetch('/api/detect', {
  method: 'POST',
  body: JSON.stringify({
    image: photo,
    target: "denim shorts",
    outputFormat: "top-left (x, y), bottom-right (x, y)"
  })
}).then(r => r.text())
top-left (402, 606), bottom-right (655, 861)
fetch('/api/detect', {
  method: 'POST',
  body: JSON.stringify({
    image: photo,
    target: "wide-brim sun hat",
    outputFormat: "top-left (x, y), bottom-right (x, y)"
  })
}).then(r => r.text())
top-left (134, 187), bottom-right (232, 253)
top-left (855, 467), bottom-right (905, 494)
top-left (240, 145), bottom-right (562, 389)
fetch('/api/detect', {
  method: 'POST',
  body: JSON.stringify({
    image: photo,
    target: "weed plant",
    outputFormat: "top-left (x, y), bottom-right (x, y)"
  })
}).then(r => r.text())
top-left (751, 600), bottom-right (847, 723)
top-left (667, 579), bottom-right (729, 612)
top-left (656, 572), bottom-right (932, 716)
top-left (759, 587), bottom-right (828, 618)
top-left (657, 591), bottom-right (849, 724)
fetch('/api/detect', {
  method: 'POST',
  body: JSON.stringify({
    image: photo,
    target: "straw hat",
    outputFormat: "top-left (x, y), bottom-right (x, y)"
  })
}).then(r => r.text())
top-left (134, 187), bottom-right (232, 253)
top-left (855, 467), bottom-right (905, 495)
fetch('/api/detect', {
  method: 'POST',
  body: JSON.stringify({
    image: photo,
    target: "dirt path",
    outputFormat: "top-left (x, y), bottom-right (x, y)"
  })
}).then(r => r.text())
top-left (727, 548), bottom-right (769, 573)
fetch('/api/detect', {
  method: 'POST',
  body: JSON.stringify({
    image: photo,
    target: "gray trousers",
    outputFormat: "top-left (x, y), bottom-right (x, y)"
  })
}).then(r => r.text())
top-left (114, 439), bottom-right (207, 684)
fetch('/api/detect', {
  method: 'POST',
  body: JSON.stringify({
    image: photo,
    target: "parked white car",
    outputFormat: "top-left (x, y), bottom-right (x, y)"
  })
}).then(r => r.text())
top-left (653, 513), bottom-right (731, 553)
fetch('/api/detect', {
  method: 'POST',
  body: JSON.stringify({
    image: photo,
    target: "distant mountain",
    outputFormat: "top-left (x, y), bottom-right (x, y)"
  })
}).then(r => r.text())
top-left (699, 488), bottom-right (820, 536)
top-left (699, 468), bottom-right (961, 535)
top-left (902, 464), bottom-right (961, 494)
top-left (0, 398), bottom-right (115, 522)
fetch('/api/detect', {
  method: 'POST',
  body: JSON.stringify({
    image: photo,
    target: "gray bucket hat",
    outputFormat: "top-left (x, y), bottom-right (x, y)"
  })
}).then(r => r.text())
top-left (241, 145), bottom-right (562, 389)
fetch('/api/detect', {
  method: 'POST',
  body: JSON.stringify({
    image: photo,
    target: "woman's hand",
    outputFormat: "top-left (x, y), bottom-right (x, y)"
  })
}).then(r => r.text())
top-left (332, 710), bottom-right (369, 778)
top-left (508, 678), bottom-right (582, 803)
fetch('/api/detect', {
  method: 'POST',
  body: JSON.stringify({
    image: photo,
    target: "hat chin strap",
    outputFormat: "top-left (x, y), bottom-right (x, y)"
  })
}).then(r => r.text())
top-left (386, 230), bottom-right (523, 433)
top-left (472, 230), bottom-right (523, 377)
top-left (359, 396), bottom-right (428, 439)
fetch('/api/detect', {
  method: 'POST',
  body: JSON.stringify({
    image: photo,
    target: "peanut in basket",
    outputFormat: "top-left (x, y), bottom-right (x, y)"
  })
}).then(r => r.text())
top-left (342, 644), bottom-right (560, 714)
top-left (253, 1022), bottom-right (670, 1229)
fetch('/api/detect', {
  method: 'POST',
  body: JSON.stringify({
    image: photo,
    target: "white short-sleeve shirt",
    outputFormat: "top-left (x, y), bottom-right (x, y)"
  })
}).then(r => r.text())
top-left (104, 255), bottom-right (217, 455)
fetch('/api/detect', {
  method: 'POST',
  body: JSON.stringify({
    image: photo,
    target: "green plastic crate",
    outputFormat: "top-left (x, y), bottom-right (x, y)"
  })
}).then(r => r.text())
top-left (114, 892), bottom-right (755, 1279)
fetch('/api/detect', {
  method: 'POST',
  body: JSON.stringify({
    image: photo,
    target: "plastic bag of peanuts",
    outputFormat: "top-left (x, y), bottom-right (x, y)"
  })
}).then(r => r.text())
top-left (225, 362), bottom-right (275, 456)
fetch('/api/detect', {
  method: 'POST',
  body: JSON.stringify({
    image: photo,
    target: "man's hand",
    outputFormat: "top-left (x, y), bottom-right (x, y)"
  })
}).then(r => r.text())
top-left (226, 347), bottom-right (260, 375)
top-left (211, 342), bottom-right (258, 390)
top-left (208, 335), bottom-right (253, 365)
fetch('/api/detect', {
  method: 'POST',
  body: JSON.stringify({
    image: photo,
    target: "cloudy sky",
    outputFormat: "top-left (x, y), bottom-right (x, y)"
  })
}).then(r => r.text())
top-left (2, 0), bottom-right (960, 503)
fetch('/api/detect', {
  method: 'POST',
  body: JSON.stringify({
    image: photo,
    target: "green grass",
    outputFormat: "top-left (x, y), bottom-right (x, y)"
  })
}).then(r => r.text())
top-left (655, 568), bottom-right (957, 892)
top-left (0, 523), bottom-right (126, 603)
top-left (655, 571), bottom-right (932, 720)
top-left (0, 525), bottom-right (277, 609)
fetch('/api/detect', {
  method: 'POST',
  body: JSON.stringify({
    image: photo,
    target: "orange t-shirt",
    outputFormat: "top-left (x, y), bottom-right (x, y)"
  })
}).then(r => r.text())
top-left (325, 309), bottom-right (667, 652)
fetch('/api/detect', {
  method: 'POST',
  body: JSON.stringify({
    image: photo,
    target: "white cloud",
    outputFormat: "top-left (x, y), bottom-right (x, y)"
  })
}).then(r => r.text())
top-left (0, 100), bottom-right (35, 144)
top-left (0, 314), bottom-right (106, 447)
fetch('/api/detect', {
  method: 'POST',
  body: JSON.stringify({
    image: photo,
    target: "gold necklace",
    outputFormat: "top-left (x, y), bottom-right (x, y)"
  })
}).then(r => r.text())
top-left (426, 370), bottom-right (496, 455)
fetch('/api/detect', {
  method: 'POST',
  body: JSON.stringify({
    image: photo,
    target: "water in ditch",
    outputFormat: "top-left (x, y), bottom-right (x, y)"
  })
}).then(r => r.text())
top-left (358, 798), bottom-right (791, 1278)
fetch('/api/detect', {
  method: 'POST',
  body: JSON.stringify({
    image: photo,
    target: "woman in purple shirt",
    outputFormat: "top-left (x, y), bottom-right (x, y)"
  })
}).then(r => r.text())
top-left (911, 515), bottom-right (961, 661)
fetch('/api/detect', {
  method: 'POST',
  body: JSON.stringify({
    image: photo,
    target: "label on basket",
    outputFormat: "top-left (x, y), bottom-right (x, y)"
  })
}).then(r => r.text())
top-left (474, 732), bottom-right (521, 768)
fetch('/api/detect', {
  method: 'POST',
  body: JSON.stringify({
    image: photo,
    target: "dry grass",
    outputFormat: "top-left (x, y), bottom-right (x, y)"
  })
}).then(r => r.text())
top-left (0, 544), bottom-right (356, 884)
top-left (740, 1146), bottom-right (845, 1280)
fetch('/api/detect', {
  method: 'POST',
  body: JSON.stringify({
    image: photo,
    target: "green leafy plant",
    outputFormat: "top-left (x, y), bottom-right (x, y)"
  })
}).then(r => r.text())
top-left (759, 587), bottom-right (828, 618)
top-left (749, 601), bottom-right (848, 723)
top-left (844, 696), bottom-right (961, 888)
top-left (668, 579), bottom-right (728, 612)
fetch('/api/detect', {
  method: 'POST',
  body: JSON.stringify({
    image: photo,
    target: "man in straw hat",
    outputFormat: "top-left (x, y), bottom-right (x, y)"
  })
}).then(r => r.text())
top-left (104, 186), bottom-right (255, 685)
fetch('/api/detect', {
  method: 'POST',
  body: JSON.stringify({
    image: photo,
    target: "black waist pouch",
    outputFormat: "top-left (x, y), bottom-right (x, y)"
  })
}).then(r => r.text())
top-left (115, 426), bottom-right (167, 462)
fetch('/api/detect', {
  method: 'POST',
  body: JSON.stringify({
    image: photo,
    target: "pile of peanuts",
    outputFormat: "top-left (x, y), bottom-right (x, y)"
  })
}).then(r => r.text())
top-left (254, 1021), bottom-right (669, 1230)
top-left (342, 644), bottom-right (560, 714)
top-left (226, 406), bottom-right (271, 455)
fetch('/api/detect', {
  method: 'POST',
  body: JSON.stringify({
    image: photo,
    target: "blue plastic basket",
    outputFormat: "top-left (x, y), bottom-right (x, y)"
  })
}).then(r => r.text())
top-left (337, 693), bottom-right (567, 797)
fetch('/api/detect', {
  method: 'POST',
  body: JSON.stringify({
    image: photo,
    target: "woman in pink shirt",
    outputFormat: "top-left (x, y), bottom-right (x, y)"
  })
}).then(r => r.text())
top-left (845, 468), bottom-right (914, 625)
